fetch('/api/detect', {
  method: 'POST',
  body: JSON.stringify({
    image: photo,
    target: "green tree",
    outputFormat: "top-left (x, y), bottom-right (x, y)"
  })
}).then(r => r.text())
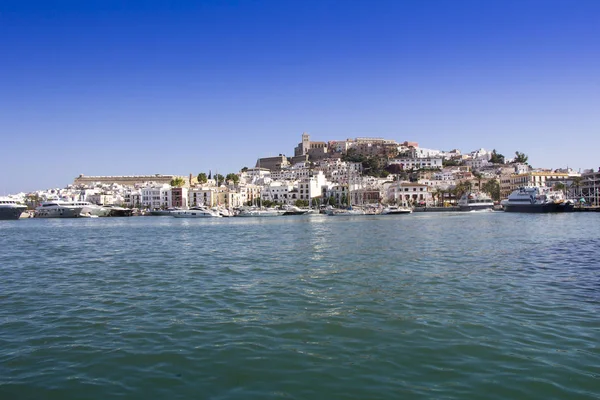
top-left (481, 179), bottom-right (501, 201)
top-left (225, 173), bottom-right (240, 185)
top-left (570, 176), bottom-right (582, 199)
top-left (342, 148), bottom-right (366, 163)
top-left (490, 149), bottom-right (505, 164)
top-left (170, 177), bottom-right (185, 187)
top-left (513, 151), bottom-right (529, 164)
top-left (453, 181), bottom-right (472, 198)
top-left (328, 196), bottom-right (336, 206)
top-left (241, 166), bottom-right (249, 172)
top-left (443, 158), bottom-right (462, 167)
top-left (311, 197), bottom-right (321, 208)
top-left (214, 174), bottom-right (225, 184)
top-left (294, 199), bottom-right (309, 207)
top-left (554, 182), bottom-right (566, 193)
top-left (197, 173), bottom-right (208, 184)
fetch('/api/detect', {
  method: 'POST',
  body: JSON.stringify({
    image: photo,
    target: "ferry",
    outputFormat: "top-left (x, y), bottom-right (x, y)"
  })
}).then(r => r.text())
top-left (458, 192), bottom-right (494, 212)
top-left (501, 187), bottom-right (574, 213)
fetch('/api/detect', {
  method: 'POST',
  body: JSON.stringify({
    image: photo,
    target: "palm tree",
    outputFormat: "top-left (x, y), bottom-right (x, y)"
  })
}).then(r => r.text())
top-left (569, 176), bottom-right (582, 199)
top-left (432, 188), bottom-right (443, 207)
top-left (554, 182), bottom-right (566, 193)
top-left (453, 181), bottom-right (472, 199)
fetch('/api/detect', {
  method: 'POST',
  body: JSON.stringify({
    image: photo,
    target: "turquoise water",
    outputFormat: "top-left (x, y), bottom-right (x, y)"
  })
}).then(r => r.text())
top-left (1, 213), bottom-right (599, 399)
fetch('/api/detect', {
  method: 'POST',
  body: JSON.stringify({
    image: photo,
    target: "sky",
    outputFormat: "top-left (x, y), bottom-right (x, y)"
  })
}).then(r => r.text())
top-left (1, 0), bottom-right (599, 194)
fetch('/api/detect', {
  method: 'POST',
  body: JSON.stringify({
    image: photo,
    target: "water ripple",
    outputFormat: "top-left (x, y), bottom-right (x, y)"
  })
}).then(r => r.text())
top-left (1, 214), bottom-right (600, 399)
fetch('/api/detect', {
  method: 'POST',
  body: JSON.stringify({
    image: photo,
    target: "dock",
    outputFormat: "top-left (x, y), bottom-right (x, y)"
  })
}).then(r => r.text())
top-left (413, 207), bottom-right (460, 212)
top-left (572, 207), bottom-right (600, 212)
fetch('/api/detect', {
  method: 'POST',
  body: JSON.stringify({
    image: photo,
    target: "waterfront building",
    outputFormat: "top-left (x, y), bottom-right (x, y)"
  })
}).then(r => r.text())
top-left (500, 170), bottom-right (571, 199)
top-left (580, 168), bottom-right (600, 206)
top-left (188, 186), bottom-right (217, 207)
top-left (141, 184), bottom-right (170, 209)
top-left (385, 182), bottom-right (433, 207)
top-left (298, 171), bottom-right (328, 202)
top-left (262, 181), bottom-right (297, 205)
top-left (171, 187), bottom-right (188, 208)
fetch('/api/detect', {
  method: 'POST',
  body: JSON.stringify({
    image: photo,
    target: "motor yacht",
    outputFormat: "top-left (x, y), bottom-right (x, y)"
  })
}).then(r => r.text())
top-left (35, 201), bottom-right (85, 218)
top-left (0, 197), bottom-right (28, 220)
top-left (172, 207), bottom-right (222, 218)
top-left (236, 207), bottom-right (284, 217)
top-left (380, 205), bottom-right (413, 215)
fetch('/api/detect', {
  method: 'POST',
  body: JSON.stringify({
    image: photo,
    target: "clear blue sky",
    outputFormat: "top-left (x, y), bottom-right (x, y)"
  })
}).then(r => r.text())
top-left (1, 0), bottom-right (599, 194)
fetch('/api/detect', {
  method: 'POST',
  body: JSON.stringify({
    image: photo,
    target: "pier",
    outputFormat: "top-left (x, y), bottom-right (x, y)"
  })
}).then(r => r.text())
top-left (572, 207), bottom-right (600, 212)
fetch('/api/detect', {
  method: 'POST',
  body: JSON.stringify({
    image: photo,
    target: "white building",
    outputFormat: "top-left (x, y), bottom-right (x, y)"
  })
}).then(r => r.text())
top-left (385, 182), bottom-right (432, 206)
top-left (141, 184), bottom-right (171, 209)
top-left (389, 157), bottom-right (443, 170)
top-left (298, 171), bottom-right (328, 202)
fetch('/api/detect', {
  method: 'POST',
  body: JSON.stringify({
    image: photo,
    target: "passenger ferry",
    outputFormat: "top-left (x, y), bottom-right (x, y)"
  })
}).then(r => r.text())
top-left (458, 192), bottom-right (494, 212)
top-left (501, 187), bottom-right (574, 213)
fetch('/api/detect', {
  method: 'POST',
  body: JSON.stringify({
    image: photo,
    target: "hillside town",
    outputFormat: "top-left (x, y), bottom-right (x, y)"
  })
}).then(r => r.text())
top-left (5, 133), bottom-right (600, 212)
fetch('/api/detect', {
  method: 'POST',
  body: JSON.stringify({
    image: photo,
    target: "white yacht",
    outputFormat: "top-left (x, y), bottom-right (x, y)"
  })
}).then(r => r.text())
top-left (0, 197), bottom-right (28, 220)
top-left (457, 192), bottom-right (494, 212)
top-left (327, 206), bottom-right (366, 216)
top-left (172, 207), bottom-right (222, 218)
top-left (35, 201), bottom-right (85, 218)
top-left (501, 187), bottom-right (574, 213)
top-left (236, 207), bottom-right (284, 217)
top-left (68, 201), bottom-right (110, 217)
top-left (380, 205), bottom-right (413, 215)
top-left (150, 208), bottom-right (181, 216)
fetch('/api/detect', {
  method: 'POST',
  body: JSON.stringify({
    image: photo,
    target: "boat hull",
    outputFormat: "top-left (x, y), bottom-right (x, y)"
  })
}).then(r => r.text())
top-left (236, 211), bottom-right (282, 217)
top-left (458, 204), bottom-right (494, 212)
top-left (503, 202), bottom-right (574, 213)
top-left (0, 206), bottom-right (27, 220)
top-left (381, 210), bottom-right (412, 215)
top-left (34, 207), bottom-right (84, 218)
top-left (172, 211), bottom-right (221, 218)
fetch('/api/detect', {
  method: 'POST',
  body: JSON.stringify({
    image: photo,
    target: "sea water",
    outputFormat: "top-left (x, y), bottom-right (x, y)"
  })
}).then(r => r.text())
top-left (1, 213), bottom-right (599, 399)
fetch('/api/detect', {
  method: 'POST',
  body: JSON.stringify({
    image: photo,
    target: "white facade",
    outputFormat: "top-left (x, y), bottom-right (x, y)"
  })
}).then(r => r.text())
top-left (389, 157), bottom-right (443, 170)
top-left (141, 184), bottom-right (171, 209)
top-left (262, 181), bottom-right (297, 204)
top-left (385, 182), bottom-right (432, 206)
top-left (298, 171), bottom-right (327, 201)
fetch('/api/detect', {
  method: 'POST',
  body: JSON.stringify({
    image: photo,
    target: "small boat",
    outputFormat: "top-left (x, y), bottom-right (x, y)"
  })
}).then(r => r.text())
top-left (380, 205), bottom-right (413, 215)
top-left (282, 205), bottom-right (308, 215)
top-left (236, 207), bottom-right (284, 217)
top-left (327, 206), bottom-right (366, 216)
top-left (172, 207), bottom-right (222, 218)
